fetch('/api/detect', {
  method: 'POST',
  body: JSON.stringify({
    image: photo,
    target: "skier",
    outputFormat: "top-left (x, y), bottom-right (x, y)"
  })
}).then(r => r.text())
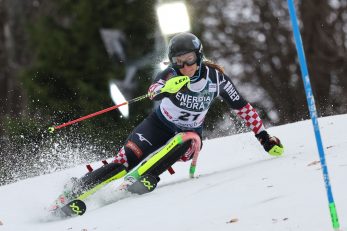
top-left (110, 32), bottom-right (284, 178)
top-left (52, 32), bottom-right (283, 212)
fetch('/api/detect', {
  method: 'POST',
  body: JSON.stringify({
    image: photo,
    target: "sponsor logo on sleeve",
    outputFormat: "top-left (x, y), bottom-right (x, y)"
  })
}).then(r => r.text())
top-left (223, 81), bottom-right (240, 101)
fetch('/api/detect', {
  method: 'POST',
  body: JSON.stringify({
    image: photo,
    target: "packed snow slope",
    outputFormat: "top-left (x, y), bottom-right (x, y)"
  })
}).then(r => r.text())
top-left (0, 114), bottom-right (346, 231)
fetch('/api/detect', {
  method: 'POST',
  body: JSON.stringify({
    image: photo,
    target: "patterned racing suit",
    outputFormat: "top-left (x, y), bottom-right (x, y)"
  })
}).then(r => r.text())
top-left (113, 62), bottom-right (265, 171)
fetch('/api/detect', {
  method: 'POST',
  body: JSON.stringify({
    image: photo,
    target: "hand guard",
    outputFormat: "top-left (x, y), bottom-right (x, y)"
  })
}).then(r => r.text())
top-left (255, 131), bottom-right (284, 156)
top-left (148, 76), bottom-right (190, 100)
top-left (161, 75), bottom-right (190, 94)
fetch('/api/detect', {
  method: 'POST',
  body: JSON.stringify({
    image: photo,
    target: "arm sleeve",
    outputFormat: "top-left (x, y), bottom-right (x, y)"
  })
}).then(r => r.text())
top-left (148, 67), bottom-right (177, 101)
top-left (218, 73), bottom-right (265, 134)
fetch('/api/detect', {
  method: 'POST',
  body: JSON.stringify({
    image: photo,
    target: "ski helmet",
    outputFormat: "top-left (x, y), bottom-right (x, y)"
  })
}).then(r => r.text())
top-left (168, 32), bottom-right (203, 65)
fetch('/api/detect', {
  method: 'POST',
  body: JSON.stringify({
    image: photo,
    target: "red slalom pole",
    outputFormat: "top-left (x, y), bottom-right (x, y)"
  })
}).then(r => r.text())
top-left (48, 93), bottom-right (149, 133)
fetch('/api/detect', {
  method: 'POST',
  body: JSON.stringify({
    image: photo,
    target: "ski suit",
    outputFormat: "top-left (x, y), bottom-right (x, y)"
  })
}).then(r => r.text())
top-left (113, 62), bottom-right (265, 170)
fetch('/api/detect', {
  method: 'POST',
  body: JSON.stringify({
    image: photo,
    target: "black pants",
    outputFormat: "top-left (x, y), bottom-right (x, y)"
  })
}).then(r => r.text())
top-left (121, 112), bottom-right (178, 169)
top-left (78, 112), bottom-right (200, 194)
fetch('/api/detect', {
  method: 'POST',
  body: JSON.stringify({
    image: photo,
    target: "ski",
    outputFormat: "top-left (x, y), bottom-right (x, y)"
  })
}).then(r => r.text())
top-left (48, 132), bottom-right (199, 217)
top-left (127, 174), bottom-right (158, 195)
top-left (49, 175), bottom-right (157, 217)
top-left (53, 199), bottom-right (87, 217)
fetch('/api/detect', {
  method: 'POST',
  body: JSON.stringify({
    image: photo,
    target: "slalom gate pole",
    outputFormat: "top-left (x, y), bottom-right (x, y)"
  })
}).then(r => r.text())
top-left (287, 0), bottom-right (340, 229)
top-left (48, 93), bottom-right (149, 133)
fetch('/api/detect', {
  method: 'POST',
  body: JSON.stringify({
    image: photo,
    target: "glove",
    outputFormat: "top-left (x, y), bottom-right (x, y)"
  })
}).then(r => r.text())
top-left (148, 82), bottom-right (164, 100)
top-left (255, 130), bottom-right (284, 156)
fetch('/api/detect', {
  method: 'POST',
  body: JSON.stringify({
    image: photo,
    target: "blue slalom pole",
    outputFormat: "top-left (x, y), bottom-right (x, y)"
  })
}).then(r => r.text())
top-left (287, 0), bottom-right (340, 229)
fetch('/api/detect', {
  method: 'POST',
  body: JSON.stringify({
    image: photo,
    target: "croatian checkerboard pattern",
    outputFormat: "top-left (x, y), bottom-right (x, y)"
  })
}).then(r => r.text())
top-left (235, 103), bottom-right (265, 134)
top-left (114, 147), bottom-right (129, 168)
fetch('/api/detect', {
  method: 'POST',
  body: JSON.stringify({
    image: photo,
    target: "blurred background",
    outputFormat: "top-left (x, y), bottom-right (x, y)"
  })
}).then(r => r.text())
top-left (0, 0), bottom-right (346, 185)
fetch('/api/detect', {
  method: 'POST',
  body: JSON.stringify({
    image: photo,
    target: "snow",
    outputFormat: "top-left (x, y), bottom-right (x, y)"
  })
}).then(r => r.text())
top-left (0, 114), bottom-right (346, 231)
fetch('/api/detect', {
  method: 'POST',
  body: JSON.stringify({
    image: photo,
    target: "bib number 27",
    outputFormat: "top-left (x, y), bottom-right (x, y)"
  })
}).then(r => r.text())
top-left (178, 111), bottom-right (199, 121)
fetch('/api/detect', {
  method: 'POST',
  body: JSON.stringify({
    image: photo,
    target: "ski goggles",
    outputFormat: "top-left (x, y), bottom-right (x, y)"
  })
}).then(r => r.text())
top-left (171, 52), bottom-right (198, 69)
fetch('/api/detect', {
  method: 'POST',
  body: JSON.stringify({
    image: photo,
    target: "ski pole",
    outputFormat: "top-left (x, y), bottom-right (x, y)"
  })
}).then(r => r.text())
top-left (48, 93), bottom-right (149, 133)
top-left (287, 0), bottom-right (340, 230)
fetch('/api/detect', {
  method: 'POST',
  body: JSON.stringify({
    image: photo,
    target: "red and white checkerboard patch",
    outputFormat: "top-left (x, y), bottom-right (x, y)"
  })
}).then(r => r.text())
top-left (114, 146), bottom-right (129, 168)
top-left (235, 103), bottom-right (265, 134)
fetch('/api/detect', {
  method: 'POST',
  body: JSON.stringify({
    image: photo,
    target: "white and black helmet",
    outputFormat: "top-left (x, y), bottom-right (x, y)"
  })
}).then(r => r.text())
top-left (168, 32), bottom-right (203, 65)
